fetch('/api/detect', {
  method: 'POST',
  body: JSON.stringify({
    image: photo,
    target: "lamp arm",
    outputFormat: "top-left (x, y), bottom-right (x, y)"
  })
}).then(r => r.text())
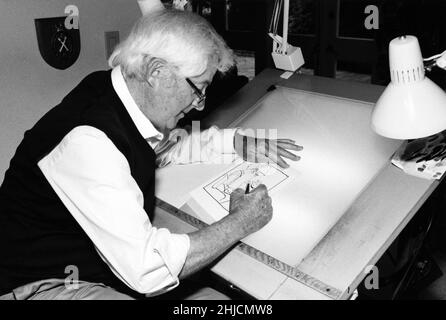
top-left (424, 50), bottom-right (446, 71)
top-left (436, 52), bottom-right (446, 70)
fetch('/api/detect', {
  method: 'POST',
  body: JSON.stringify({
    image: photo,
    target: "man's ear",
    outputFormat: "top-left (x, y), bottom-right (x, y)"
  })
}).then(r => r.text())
top-left (145, 57), bottom-right (168, 88)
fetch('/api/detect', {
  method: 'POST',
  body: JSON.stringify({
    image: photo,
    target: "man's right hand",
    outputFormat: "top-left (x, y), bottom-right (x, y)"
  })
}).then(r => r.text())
top-left (180, 184), bottom-right (273, 278)
top-left (229, 184), bottom-right (273, 236)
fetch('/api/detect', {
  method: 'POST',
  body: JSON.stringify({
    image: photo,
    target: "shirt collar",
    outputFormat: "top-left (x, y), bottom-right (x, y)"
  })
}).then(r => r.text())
top-left (111, 65), bottom-right (164, 141)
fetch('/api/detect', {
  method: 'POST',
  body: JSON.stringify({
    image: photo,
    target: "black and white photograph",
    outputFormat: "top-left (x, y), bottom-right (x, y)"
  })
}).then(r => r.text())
top-left (1, 0), bottom-right (446, 307)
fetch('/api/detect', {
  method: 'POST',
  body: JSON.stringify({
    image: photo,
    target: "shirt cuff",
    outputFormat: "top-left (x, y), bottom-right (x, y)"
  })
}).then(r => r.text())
top-left (152, 231), bottom-right (190, 282)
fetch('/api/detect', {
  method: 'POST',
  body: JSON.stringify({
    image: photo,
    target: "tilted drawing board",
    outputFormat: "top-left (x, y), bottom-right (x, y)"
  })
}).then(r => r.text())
top-left (156, 86), bottom-right (401, 266)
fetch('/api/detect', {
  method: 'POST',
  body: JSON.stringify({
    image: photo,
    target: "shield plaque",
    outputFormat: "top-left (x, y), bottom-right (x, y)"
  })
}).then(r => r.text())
top-left (35, 17), bottom-right (81, 70)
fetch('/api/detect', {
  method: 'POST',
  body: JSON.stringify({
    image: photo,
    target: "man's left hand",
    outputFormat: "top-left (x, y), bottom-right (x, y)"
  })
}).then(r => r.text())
top-left (234, 131), bottom-right (303, 169)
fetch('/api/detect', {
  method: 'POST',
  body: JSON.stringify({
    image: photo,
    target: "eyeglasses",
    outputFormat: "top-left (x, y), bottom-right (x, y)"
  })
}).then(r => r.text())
top-left (185, 78), bottom-right (206, 105)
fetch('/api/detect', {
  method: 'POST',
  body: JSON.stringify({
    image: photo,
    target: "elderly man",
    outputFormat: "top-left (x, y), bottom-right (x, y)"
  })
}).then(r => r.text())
top-left (0, 10), bottom-right (301, 300)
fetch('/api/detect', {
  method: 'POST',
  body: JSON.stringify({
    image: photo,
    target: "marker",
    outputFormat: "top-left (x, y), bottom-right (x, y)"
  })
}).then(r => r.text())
top-left (245, 183), bottom-right (250, 194)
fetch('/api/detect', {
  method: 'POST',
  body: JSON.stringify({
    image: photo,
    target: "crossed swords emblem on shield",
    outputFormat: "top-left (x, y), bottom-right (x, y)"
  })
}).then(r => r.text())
top-left (35, 17), bottom-right (81, 70)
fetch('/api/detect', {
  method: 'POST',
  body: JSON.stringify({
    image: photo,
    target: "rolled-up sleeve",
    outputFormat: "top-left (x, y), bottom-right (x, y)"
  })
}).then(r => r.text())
top-left (38, 126), bottom-right (190, 295)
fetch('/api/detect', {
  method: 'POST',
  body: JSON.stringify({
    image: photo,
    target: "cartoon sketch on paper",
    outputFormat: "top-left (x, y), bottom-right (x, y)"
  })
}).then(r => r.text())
top-left (203, 162), bottom-right (289, 211)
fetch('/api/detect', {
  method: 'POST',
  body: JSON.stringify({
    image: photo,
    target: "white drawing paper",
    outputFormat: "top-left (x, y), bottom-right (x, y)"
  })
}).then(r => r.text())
top-left (203, 161), bottom-right (289, 212)
top-left (189, 160), bottom-right (292, 223)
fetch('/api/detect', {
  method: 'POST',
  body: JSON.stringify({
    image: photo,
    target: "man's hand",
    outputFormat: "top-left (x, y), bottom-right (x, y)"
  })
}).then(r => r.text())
top-left (234, 131), bottom-right (303, 168)
top-left (179, 184), bottom-right (272, 278)
top-left (229, 184), bottom-right (273, 236)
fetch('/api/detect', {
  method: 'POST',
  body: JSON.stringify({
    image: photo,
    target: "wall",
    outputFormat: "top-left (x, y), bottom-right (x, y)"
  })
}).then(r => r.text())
top-left (0, 0), bottom-right (142, 178)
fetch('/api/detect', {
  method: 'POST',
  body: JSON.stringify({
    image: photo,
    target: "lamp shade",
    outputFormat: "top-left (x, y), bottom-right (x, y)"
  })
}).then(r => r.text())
top-left (371, 35), bottom-right (446, 139)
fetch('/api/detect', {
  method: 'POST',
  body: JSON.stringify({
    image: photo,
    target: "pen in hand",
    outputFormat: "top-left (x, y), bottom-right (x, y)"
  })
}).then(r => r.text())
top-left (245, 183), bottom-right (250, 194)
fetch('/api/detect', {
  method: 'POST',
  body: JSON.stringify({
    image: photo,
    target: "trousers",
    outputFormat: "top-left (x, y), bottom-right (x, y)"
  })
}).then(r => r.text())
top-left (0, 278), bottom-right (229, 300)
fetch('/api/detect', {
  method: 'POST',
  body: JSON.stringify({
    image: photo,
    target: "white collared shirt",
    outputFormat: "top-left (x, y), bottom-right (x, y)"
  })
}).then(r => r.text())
top-left (38, 66), bottom-right (238, 295)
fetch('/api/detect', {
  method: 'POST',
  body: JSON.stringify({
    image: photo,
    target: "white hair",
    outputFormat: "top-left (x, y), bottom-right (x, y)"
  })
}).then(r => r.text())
top-left (108, 9), bottom-right (235, 81)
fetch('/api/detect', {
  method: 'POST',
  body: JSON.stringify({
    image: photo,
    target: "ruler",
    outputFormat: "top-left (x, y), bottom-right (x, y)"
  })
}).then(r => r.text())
top-left (155, 198), bottom-right (342, 299)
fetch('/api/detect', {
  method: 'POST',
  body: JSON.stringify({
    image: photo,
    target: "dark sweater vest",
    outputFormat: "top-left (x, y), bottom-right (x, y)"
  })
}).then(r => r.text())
top-left (0, 70), bottom-right (156, 298)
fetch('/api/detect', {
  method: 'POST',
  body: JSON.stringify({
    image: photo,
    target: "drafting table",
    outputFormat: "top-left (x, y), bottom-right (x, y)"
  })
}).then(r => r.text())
top-left (152, 68), bottom-right (442, 300)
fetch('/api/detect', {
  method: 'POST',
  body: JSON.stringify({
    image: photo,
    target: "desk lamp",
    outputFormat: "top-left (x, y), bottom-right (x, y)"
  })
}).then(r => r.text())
top-left (371, 35), bottom-right (446, 139)
top-left (269, 0), bottom-right (305, 72)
